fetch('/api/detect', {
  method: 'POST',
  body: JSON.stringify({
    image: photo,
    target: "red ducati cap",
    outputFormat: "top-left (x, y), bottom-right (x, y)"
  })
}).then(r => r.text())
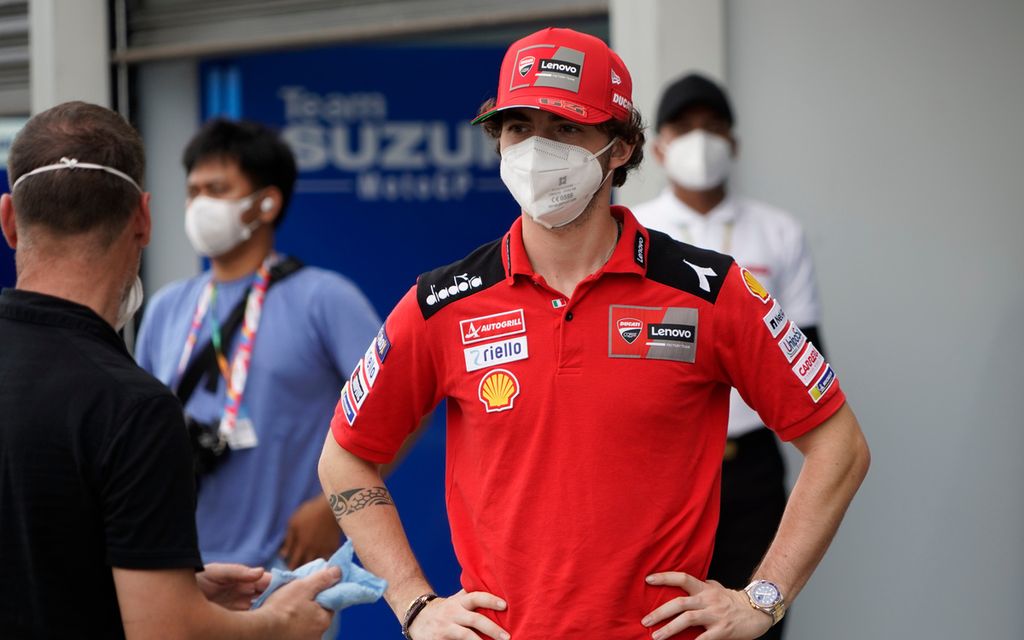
top-left (472, 27), bottom-right (634, 126)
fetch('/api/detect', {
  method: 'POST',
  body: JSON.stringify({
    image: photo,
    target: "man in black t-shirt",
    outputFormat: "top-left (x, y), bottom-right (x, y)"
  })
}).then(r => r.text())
top-left (0, 102), bottom-right (338, 639)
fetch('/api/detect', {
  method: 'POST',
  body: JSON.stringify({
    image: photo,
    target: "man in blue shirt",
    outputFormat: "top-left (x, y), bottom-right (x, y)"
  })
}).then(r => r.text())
top-left (137, 119), bottom-right (379, 635)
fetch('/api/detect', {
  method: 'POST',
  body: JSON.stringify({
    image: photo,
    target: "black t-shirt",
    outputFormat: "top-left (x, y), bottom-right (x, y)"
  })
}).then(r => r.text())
top-left (0, 289), bottom-right (202, 639)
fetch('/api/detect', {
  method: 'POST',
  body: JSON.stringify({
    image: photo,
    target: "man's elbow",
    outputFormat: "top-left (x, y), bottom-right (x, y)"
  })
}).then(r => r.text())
top-left (849, 427), bottom-right (871, 486)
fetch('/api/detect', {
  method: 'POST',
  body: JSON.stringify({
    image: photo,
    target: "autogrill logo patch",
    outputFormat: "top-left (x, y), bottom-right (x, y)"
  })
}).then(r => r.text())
top-left (539, 58), bottom-right (581, 77)
top-left (460, 309), bottom-right (526, 345)
top-left (617, 318), bottom-right (643, 344)
top-left (647, 323), bottom-right (696, 343)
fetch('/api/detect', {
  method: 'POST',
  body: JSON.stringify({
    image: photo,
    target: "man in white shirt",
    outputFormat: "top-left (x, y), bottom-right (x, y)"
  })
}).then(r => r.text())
top-left (633, 73), bottom-right (824, 640)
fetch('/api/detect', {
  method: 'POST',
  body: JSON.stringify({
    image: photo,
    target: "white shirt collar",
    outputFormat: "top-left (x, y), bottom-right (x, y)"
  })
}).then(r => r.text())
top-left (657, 187), bottom-right (740, 226)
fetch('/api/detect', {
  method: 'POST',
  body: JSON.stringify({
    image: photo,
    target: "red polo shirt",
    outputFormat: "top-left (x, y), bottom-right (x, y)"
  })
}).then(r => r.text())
top-left (331, 207), bottom-right (845, 639)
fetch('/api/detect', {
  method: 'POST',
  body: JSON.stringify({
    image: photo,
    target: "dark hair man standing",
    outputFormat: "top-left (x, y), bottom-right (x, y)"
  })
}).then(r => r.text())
top-left (318, 29), bottom-right (869, 640)
top-left (136, 118), bottom-right (379, 639)
top-left (0, 101), bottom-right (337, 639)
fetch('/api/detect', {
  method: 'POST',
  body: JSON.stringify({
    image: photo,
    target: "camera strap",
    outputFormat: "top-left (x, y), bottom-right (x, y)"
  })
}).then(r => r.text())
top-left (174, 255), bottom-right (303, 408)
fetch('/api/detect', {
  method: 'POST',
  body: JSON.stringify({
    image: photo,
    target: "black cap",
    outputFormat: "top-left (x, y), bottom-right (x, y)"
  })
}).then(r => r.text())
top-left (655, 73), bottom-right (734, 130)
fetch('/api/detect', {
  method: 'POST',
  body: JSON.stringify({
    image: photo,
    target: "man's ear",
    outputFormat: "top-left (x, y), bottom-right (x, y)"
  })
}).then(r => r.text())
top-left (608, 139), bottom-right (635, 172)
top-left (1, 193), bottom-right (18, 249)
top-left (133, 192), bottom-right (152, 248)
top-left (257, 187), bottom-right (283, 225)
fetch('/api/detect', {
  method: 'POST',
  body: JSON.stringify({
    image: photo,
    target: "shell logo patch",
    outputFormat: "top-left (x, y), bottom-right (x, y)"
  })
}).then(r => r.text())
top-left (742, 267), bottom-right (771, 304)
top-left (478, 368), bottom-right (520, 413)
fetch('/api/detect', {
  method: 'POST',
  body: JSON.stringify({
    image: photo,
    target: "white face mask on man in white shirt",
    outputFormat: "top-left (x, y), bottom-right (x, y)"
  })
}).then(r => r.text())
top-left (661, 129), bottom-right (733, 192)
top-left (499, 135), bottom-right (617, 229)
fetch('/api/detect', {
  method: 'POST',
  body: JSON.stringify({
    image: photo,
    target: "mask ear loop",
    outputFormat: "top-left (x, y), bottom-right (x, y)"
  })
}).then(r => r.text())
top-left (595, 137), bottom-right (620, 187)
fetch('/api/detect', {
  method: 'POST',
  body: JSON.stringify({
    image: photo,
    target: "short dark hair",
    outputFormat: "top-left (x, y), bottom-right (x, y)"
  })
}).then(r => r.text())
top-left (7, 101), bottom-right (145, 247)
top-left (182, 119), bottom-right (297, 228)
top-left (477, 99), bottom-right (646, 188)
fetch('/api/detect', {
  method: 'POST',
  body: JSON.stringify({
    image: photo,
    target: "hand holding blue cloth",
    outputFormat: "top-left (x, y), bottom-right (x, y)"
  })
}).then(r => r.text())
top-left (251, 540), bottom-right (387, 612)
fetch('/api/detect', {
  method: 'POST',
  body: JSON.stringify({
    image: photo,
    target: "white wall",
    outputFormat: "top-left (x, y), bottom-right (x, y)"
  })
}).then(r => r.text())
top-left (724, 1), bottom-right (1024, 637)
top-left (136, 59), bottom-right (200, 292)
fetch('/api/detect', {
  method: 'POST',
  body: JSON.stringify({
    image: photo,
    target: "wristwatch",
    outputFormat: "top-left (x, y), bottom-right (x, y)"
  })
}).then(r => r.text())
top-left (743, 580), bottom-right (786, 625)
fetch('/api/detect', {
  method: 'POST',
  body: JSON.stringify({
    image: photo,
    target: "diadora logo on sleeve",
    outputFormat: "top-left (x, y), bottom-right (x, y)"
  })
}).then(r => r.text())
top-left (617, 318), bottom-right (642, 344)
top-left (777, 322), bottom-right (807, 363)
top-left (684, 259), bottom-right (717, 293)
top-left (742, 267), bottom-right (771, 304)
top-left (478, 368), bottom-right (520, 413)
top-left (763, 300), bottom-right (788, 338)
top-left (808, 366), bottom-right (836, 403)
top-left (425, 273), bottom-right (483, 306)
top-left (464, 336), bottom-right (528, 372)
top-left (791, 344), bottom-right (825, 386)
top-left (460, 309), bottom-right (526, 345)
top-left (609, 305), bottom-right (698, 364)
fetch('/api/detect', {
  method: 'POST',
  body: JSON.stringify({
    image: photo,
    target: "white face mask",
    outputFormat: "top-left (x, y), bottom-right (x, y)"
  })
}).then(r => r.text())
top-left (116, 275), bottom-right (144, 331)
top-left (500, 136), bottom-right (617, 229)
top-left (184, 193), bottom-right (266, 257)
top-left (662, 129), bottom-right (733, 191)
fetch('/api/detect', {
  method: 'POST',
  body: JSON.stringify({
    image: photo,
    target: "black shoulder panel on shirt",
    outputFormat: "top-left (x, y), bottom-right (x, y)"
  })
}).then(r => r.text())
top-left (644, 229), bottom-right (735, 304)
top-left (416, 237), bottom-right (507, 320)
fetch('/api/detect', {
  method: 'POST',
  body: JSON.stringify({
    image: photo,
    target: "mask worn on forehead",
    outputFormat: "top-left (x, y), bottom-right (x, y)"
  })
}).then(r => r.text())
top-left (184, 193), bottom-right (264, 257)
top-left (116, 275), bottom-right (144, 331)
top-left (500, 136), bottom-right (617, 229)
top-left (662, 129), bottom-right (733, 191)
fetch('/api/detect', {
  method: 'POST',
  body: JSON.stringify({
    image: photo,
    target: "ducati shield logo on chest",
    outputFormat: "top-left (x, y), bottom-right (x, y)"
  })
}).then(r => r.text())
top-left (616, 317), bottom-right (642, 344)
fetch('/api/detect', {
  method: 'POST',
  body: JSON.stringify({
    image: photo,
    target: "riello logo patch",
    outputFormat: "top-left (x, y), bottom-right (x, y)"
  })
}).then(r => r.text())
top-left (617, 318), bottom-right (642, 344)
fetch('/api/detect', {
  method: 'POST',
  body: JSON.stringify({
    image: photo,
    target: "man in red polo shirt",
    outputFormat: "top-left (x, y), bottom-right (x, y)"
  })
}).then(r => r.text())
top-left (319, 28), bottom-right (869, 640)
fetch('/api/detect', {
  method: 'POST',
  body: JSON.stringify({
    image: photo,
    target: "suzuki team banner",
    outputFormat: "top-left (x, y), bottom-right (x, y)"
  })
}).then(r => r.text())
top-left (201, 43), bottom-right (511, 635)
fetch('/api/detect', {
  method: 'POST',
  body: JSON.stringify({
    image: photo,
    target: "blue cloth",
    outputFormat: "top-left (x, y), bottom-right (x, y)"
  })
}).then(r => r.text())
top-left (136, 264), bottom-right (380, 566)
top-left (252, 541), bottom-right (387, 612)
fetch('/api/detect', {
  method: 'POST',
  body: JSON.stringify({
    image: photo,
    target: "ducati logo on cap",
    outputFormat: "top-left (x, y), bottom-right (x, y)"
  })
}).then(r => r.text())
top-left (611, 68), bottom-right (622, 85)
top-left (518, 56), bottom-right (535, 77)
top-left (617, 318), bottom-right (642, 344)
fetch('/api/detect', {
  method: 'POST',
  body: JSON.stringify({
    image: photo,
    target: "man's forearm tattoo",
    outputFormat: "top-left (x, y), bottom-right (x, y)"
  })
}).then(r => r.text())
top-left (328, 486), bottom-right (395, 520)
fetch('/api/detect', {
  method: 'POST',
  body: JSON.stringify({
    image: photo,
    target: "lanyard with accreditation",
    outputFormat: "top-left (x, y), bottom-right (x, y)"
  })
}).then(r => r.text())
top-left (173, 254), bottom-right (303, 450)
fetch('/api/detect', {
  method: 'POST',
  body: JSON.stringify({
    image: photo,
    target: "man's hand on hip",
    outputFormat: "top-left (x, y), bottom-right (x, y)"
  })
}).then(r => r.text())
top-left (642, 572), bottom-right (772, 640)
top-left (408, 589), bottom-right (511, 640)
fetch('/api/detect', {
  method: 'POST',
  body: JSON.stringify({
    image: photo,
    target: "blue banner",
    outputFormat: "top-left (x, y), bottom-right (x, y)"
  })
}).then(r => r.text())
top-left (201, 43), bottom-right (513, 636)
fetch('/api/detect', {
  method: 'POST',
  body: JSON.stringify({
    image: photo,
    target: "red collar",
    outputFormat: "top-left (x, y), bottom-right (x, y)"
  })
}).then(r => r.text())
top-left (500, 206), bottom-right (650, 282)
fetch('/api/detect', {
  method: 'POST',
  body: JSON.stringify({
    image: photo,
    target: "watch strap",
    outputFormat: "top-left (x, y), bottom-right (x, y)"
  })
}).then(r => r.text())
top-left (402, 592), bottom-right (439, 640)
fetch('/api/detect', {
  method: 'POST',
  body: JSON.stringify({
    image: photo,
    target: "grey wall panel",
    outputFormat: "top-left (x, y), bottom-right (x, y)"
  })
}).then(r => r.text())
top-left (728, 1), bottom-right (1024, 638)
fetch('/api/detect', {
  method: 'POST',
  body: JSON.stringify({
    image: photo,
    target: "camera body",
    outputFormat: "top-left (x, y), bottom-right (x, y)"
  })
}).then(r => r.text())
top-left (184, 415), bottom-right (230, 477)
